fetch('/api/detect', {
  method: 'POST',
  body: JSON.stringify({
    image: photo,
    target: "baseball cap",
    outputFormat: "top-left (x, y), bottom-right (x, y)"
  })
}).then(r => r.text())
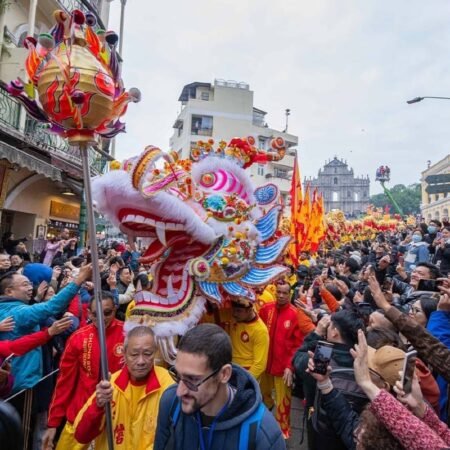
top-left (367, 345), bottom-right (406, 388)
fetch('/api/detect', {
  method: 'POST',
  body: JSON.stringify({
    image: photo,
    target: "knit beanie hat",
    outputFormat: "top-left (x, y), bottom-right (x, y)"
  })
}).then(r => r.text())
top-left (23, 263), bottom-right (53, 287)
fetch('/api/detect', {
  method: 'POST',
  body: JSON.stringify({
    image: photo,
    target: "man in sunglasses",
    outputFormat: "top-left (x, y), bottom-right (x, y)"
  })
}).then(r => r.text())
top-left (42, 292), bottom-right (125, 450)
top-left (74, 326), bottom-right (173, 449)
top-left (154, 323), bottom-right (285, 449)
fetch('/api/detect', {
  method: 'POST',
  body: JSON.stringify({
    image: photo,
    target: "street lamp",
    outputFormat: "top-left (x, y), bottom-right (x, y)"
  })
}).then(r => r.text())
top-left (407, 96), bottom-right (450, 104)
top-left (107, 0), bottom-right (127, 158)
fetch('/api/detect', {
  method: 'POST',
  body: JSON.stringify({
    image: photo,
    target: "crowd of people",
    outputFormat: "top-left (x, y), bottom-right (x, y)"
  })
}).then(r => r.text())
top-left (0, 217), bottom-right (450, 449)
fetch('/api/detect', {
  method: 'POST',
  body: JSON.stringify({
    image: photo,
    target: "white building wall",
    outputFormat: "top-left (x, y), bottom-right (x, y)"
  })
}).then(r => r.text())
top-left (170, 80), bottom-right (298, 209)
top-left (421, 155), bottom-right (450, 221)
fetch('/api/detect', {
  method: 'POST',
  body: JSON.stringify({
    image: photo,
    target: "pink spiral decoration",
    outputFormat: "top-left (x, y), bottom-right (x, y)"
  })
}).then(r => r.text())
top-left (200, 169), bottom-right (250, 201)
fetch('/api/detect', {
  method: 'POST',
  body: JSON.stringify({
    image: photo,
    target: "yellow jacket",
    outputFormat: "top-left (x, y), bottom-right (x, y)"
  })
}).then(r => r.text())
top-left (230, 315), bottom-right (269, 380)
top-left (73, 365), bottom-right (173, 450)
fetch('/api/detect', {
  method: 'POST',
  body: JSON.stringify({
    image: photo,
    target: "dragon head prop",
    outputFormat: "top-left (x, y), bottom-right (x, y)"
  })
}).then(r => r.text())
top-left (92, 136), bottom-right (290, 362)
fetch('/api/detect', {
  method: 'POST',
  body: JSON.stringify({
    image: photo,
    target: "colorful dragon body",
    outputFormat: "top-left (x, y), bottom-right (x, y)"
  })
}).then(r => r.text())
top-left (92, 137), bottom-right (291, 362)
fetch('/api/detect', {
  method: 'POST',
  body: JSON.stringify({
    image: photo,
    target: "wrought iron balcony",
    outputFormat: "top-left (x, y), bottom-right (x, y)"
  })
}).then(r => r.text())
top-left (0, 85), bottom-right (109, 176)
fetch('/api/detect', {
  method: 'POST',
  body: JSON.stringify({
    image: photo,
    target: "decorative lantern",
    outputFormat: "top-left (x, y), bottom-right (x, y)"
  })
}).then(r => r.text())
top-left (8, 9), bottom-right (140, 146)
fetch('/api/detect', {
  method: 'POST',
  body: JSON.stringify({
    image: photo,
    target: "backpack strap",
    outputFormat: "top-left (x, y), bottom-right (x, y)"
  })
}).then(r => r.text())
top-left (170, 395), bottom-right (182, 428)
top-left (239, 402), bottom-right (265, 450)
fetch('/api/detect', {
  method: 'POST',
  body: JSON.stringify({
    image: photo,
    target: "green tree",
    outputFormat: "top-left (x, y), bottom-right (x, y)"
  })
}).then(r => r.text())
top-left (370, 183), bottom-right (421, 215)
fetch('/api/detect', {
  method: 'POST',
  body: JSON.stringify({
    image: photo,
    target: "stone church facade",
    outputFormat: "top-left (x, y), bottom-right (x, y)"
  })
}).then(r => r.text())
top-left (307, 157), bottom-right (370, 216)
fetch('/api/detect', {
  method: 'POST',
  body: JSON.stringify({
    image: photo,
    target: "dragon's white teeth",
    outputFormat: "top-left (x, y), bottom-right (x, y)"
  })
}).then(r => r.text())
top-left (155, 226), bottom-right (167, 246)
top-left (135, 215), bottom-right (145, 223)
top-left (159, 295), bottom-right (169, 305)
top-left (167, 275), bottom-right (175, 297)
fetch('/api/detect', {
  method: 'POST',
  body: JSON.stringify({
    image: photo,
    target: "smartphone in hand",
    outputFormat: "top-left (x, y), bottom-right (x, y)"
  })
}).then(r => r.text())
top-left (313, 341), bottom-right (334, 375)
top-left (401, 350), bottom-right (417, 394)
top-left (417, 279), bottom-right (441, 292)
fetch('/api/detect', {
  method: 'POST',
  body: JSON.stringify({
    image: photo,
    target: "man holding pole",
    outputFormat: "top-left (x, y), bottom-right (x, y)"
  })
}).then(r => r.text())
top-left (73, 326), bottom-right (172, 449)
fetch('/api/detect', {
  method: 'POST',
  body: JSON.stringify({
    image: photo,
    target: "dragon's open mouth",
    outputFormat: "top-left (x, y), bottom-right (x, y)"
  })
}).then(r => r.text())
top-left (118, 208), bottom-right (211, 312)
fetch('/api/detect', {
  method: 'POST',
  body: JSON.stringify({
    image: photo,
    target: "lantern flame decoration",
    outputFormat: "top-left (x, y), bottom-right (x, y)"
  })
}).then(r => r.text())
top-left (7, 9), bottom-right (141, 146)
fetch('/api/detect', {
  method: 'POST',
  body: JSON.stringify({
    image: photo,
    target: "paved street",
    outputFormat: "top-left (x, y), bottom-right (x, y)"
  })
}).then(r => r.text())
top-left (287, 396), bottom-right (308, 450)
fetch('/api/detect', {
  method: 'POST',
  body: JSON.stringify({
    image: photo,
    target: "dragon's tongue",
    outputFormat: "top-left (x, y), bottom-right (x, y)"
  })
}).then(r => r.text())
top-left (139, 231), bottom-right (184, 263)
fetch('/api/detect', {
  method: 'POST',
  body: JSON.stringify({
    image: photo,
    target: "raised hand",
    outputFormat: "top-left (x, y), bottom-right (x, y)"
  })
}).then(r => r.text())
top-left (48, 317), bottom-right (73, 336)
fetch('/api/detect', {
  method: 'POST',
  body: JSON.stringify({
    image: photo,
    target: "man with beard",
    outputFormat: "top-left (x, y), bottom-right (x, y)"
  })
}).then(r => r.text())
top-left (74, 326), bottom-right (172, 449)
top-left (154, 323), bottom-right (284, 449)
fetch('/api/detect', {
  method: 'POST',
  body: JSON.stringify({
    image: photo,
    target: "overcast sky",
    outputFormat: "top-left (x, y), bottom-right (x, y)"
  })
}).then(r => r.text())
top-left (108, 0), bottom-right (450, 195)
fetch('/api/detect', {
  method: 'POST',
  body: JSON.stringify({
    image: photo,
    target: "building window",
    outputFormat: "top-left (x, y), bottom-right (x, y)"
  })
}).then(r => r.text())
top-left (200, 91), bottom-right (210, 101)
top-left (274, 167), bottom-right (288, 179)
top-left (347, 191), bottom-right (351, 198)
top-left (363, 191), bottom-right (367, 198)
top-left (354, 192), bottom-right (359, 201)
top-left (332, 191), bottom-right (339, 202)
top-left (191, 115), bottom-right (213, 136)
top-left (257, 165), bottom-right (265, 176)
top-left (334, 168), bottom-right (337, 174)
top-left (258, 137), bottom-right (267, 150)
top-left (334, 177), bottom-right (338, 185)
top-left (253, 110), bottom-right (266, 126)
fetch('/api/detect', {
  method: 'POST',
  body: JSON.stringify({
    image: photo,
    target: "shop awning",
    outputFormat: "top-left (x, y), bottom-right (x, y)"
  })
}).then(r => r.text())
top-left (0, 141), bottom-right (62, 181)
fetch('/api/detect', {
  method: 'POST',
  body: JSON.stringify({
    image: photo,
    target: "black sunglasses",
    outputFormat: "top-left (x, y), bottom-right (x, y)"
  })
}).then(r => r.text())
top-left (168, 366), bottom-right (220, 392)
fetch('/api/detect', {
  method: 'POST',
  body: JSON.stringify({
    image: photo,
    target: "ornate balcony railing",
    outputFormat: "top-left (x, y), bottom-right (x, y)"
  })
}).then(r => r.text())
top-left (0, 86), bottom-right (109, 175)
top-left (0, 86), bottom-right (20, 130)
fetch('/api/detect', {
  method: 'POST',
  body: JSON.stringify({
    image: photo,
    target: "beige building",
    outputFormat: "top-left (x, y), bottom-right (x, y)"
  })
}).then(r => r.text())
top-left (169, 79), bottom-right (299, 208)
top-left (421, 155), bottom-right (450, 221)
top-left (0, 0), bottom-right (112, 252)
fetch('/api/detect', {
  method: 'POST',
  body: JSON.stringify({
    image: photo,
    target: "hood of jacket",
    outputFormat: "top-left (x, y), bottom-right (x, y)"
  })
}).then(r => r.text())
top-left (214, 364), bottom-right (261, 430)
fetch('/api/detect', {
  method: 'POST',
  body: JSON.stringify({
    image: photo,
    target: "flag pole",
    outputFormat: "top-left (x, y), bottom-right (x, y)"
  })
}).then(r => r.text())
top-left (80, 143), bottom-right (115, 450)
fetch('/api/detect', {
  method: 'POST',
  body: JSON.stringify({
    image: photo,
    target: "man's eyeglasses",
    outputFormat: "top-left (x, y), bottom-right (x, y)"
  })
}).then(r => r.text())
top-left (168, 366), bottom-right (220, 392)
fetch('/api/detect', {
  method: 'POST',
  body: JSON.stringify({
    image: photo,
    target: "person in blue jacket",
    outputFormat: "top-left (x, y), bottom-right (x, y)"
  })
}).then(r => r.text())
top-left (0, 263), bottom-right (91, 393)
top-left (401, 231), bottom-right (430, 273)
top-left (154, 323), bottom-right (285, 450)
top-left (427, 297), bottom-right (450, 422)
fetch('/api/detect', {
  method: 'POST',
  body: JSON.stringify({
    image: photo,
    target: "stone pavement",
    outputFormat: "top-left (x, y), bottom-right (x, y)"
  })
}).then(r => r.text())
top-left (287, 396), bottom-right (308, 450)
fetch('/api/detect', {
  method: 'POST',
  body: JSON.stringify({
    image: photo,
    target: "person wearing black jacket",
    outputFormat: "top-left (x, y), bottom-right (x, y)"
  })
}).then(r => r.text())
top-left (433, 226), bottom-right (450, 276)
top-left (292, 310), bottom-right (364, 450)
